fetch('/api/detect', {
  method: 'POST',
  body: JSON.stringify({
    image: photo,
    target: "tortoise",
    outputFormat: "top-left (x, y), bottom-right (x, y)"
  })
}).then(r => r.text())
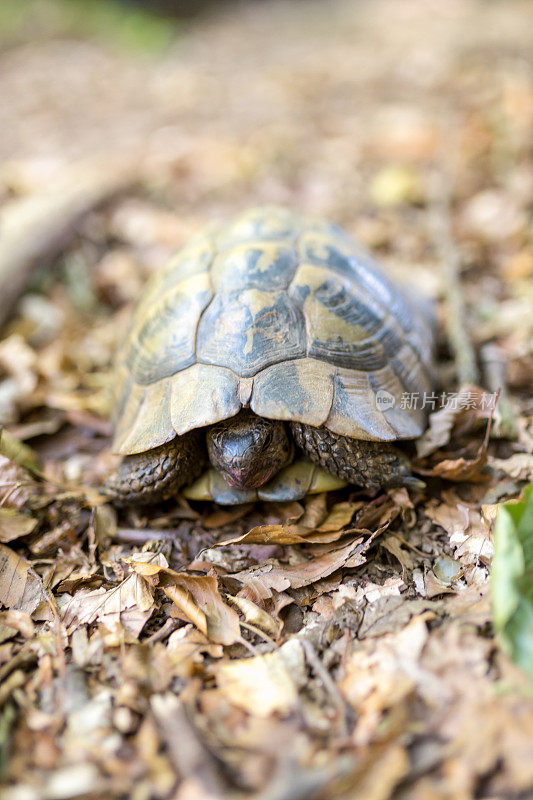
top-left (105, 206), bottom-right (435, 506)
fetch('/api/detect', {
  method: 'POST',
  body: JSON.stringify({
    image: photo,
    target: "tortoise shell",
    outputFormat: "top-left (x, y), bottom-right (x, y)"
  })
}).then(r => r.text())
top-left (112, 206), bottom-right (434, 456)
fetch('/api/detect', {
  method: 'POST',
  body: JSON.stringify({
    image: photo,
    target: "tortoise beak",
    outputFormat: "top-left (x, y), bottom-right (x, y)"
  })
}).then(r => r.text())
top-left (221, 465), bottom-right (274, 490)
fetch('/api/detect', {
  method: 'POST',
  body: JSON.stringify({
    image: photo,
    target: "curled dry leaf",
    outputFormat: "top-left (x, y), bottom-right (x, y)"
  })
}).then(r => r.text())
top-left (217, 497), bottom-right (363, 547)
top-left (0, 508), bottom-right (38, 543)
top-left (214, 639), bottom-right (306, 717)
top-left (425, 496), bottom-right (493, 564)
top-left (228, 595), bottom-right (283, 639)
top-left (0, 543), bottom-right (44, 614)
top-left (61, 564), bottom-right (158, 638)
top-left (0, 454), bottom-right (38, 510)
top-left (233, 536), bottom-right (377, 601)
top-left (426, 451), bottom-right (490, 483)
top-left (416, 385), bottom-right (497, 458)
top-left (489, 454), bottom-right (533, 482)
top-left (126, 557), bottom-right (241, 645)
top-left (419, 400), bottom-right (494, 483)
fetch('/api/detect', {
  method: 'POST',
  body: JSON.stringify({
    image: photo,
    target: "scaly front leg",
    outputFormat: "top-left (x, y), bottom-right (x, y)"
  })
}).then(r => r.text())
top-left (105, 430), bottom-right (206, 506)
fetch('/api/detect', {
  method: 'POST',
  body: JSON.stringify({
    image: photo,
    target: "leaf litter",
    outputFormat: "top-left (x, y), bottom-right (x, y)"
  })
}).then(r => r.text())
top-left (1, 1), bottom-right (533, 798)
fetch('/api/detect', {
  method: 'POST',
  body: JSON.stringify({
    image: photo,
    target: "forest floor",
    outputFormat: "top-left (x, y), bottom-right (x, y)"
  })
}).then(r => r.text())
top-left (0, 1), bottom-right (532, 798)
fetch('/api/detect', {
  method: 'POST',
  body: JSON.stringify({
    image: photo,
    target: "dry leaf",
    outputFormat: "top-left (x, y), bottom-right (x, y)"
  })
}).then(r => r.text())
top-left (427, 451), bottom-right (490, 482)
top-left (228, 595), bottom-right (283, 639)
top-left (489, 453), bottom-right (533, 482)
top-left (217, 499), bottom-right (362, 547)
top-left (214, 640), bottom-right (306, 716)
top-left (425, 498), bottom-right (493, 563)
top-left (416, 385), bottom-right (496, 458)
top-left (127, 559), bottom-right (241, 645)
top-left (233, 537), bottom-right (374, 601)
top-left (0, 508), bottom-right (38, 543)
top-left (167, 625), bottom-right (224, 663)
top-left (61, 557), bottom-right (160, 637)
top-left (0, 543), bottom-right (43, 613)
top-left (0, 454), bottom-right (37, 509)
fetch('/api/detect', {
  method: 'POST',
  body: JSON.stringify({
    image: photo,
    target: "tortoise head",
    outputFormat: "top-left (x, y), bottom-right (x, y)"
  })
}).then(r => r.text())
top-left (206, 410), bottom-right (293, 490)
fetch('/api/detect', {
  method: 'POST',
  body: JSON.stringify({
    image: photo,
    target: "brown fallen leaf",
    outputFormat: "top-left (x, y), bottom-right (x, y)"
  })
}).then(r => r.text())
top-left (202, 504), bottom-right (254, 529)
top-left (425, 495), bottom-right (493, 564)
top-left (416, 385), bottom-right (498, 458)
top-left (0, 454), bottom-right (37, 509)
top-left (228, 595), bottom-right (283, 639)
top-left (215, 498), bottom-right (363, 547)
top-left (0, 543), bottom-right (43, 614)
top-left (0, 609), bottom-right (35, 639)
top-left (0, 508), bottom-right (38, 543)
top-left (341, 614), bottom-right (430, 743)
top-left (167, 625), bottom-right (224, 664)
top-left (426, 451), bottom-right (491, 482)
top-left (61, 587), bottom-right (154, 638)
top-left (214, 639), bottom-right (306, 717)
top-left (61, 555), bottom-right (160, 637)
top-left (233, 536), bottom-right (379, 601)
top-left (127, 557), bottom-right (241, 645)
top-left (489, 453), bottom-right (533, 481)
top-left (418, 398), bottom-right (495, 482)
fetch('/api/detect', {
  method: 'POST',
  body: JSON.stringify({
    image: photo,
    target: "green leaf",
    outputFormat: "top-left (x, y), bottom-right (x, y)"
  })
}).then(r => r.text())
top-left (492, 483), bottom-right (533, 678)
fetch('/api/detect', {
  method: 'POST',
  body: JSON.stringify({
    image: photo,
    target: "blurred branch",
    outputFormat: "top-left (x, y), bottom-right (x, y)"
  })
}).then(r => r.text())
top-left (0, 156), bottom-right (140, 330)
top-left (429, 170), bottom-right (480, 386)
top-left (480, 343), bottom-right (518, 438)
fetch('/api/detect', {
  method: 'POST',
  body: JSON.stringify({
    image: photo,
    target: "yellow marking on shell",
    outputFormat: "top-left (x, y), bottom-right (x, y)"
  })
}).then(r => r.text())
top-left (215, 206), bottom-right (298, 248)
top-left (170, 363), bottom-right (241, 435)
top-left (298, 228), bottom-right (363, 263)
top-left (119, 272), bottom-right (213, 387)
top-left (113, 382), bottom-right (145, 453)
top-left (129, 272), bottom-right (211, 344)
top-left (251, 358), bottom-right (334, 426)
top-left (210, 241), bottom-right (297, 292)
top-left (290, 262), bottom-right (383, 345)
top-left (113, 378), bottom-right (175, 455)
top-left (196, 288), bottom-right (306, 377)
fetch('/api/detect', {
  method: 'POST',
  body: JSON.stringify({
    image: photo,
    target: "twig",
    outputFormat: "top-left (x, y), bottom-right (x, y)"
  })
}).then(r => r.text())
top-left (0, 155), bottom-right (140, 329)
top-left (480, 343), bottom-right (518, 438)
top-left (113, 526), bottom-right (183, 544)
top-left (429, 171), bottom-right (480, 386)
top-left (300, 638), bottom-right (349, 739)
